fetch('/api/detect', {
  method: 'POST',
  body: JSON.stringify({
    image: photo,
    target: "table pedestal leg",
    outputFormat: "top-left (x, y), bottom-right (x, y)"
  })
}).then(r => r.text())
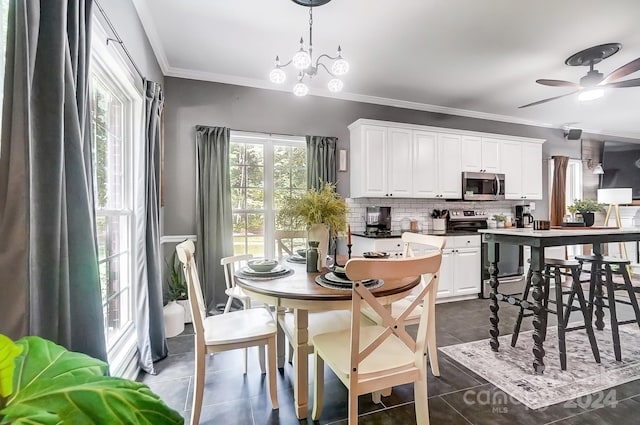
top-left (488, 241), bottom-right (500, 351)
top-left (293, 309), bottom-right (309, 419)
top-left (530, 246), bottom-right (547, 374)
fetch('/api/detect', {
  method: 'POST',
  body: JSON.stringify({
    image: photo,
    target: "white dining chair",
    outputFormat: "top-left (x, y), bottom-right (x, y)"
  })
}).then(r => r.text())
top-left (311, 252), bottom-right (442, 424)
top-left (176, 241), bottom-right (278, 425)
top-left (361, 232), bottom-right (446, 376)
top-left (221, 254), bottom-right (254, 314)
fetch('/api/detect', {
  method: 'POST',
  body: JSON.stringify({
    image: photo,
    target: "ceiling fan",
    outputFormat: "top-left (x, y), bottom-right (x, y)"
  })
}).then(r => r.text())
top-left (519, 43), bottom-right (640, 108)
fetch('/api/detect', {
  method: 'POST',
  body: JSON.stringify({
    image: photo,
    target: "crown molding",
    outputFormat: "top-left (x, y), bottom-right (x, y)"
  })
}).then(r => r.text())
top-left (163, 67), bottom-right (640, 140)
top-left (131, 0), bottom-right (170, 74)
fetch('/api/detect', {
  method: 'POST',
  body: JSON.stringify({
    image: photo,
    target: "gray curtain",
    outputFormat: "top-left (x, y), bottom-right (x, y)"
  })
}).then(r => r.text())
top-left (306, 135), bottom-right (337, 190)
top-left (135, 80), bottom-right (167, 374)
top-left (195, 126), bottom-right (234, 312)
top-left (0, 0), bottom-right (107, 360)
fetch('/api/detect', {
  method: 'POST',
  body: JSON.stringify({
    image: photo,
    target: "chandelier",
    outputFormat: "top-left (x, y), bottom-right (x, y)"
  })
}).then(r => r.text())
top-left (269, 0), bottom-right (349, 97)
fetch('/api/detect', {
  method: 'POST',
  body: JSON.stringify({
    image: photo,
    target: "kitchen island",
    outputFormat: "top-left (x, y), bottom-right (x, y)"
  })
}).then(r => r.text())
top-left (479, 227), bottom-right (640, 374)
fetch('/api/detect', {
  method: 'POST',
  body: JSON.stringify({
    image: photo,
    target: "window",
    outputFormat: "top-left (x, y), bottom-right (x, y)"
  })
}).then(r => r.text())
top-left (230, 132), bottom-right (306, 258)
top-left (90, 20), bottom-right (142, 376)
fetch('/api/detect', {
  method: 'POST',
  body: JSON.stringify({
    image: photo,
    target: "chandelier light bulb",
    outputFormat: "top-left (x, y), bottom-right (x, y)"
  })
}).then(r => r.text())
top-left (269, 67), bottom-right (286, 84)
top-left (331, 58), bottom-right (349, 76)
top-left (293, 82), bottom-right (309, 97)
top-left (578, 88), bottom-right (604, 102)
top-left (327, 78), bottom-right (343, 93)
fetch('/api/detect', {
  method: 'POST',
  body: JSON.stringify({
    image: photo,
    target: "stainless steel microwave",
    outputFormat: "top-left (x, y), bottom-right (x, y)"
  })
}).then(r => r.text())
top-left (462, 172), bottom-right (505, 201)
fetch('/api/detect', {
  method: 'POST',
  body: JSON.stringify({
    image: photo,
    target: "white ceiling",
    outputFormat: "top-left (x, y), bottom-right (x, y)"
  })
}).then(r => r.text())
top-left (132, 0), bottom-right (640, 139)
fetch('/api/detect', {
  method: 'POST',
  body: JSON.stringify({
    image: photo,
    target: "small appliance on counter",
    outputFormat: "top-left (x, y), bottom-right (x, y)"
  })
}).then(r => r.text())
top-left (514, 205), bottom-right (534, 228)
top-left (364, 206), bottom-right (392, 235)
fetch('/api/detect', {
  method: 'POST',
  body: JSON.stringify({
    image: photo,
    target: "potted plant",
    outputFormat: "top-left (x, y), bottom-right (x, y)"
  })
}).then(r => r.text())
top-left (493, 214), bottom-right (506, 228)
top-left (277, 182), bottom-right (348, 267)
top-left (0, 334), bottom-right (183, 424)
top-left (569, 198), bottom-right (605, 227)
top-left (166, 251), bottom-right (191, 324)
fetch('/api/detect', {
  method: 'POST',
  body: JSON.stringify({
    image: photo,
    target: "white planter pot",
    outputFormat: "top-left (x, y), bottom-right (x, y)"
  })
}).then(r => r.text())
top-left (177, 299), bottom-right (192, 323)
top-left (163, 301), bottom-right (185, 338)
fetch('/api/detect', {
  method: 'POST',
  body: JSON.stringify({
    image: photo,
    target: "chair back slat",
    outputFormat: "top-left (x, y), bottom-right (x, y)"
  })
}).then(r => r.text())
top-left (274, 230), bottom-right (306, 259)
top-left (345, 253), bottom-right (442, 371)
top-left (221, 254), bottom-right (253, 290)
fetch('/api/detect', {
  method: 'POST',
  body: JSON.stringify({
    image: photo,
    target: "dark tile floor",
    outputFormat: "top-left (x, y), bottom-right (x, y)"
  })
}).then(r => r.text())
top-left (139, 296), bottom-right (640, 424)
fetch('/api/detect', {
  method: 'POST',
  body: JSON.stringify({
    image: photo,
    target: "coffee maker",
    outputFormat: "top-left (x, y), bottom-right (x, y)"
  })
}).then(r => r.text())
top-left (515, 205), bottom-right (534, 228)
top-left (365, 206), bottom-right (392, 234)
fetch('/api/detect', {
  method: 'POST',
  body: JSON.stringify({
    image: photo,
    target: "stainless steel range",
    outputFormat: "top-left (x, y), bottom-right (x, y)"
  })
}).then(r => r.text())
top-left (446, 209), bottom-right (525, 298)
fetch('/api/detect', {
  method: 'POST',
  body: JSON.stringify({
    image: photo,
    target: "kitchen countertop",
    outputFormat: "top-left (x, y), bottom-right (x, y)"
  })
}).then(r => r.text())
top-left (351, 230), bottom-right (480, 239)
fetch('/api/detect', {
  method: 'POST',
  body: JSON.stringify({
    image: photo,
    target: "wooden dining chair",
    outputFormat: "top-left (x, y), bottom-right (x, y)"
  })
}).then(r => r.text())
top-left (176, 241), bottom-right (278, 425)
top-left (311, 252), bottom-right (442, 424)
top-left (362, 232), bottom-right (446, 376)
top-left (274, 229), bottom-right (306, 259)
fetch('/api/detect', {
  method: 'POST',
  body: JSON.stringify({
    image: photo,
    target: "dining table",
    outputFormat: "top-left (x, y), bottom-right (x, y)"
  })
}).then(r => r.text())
top-left (479, 227), bottom-right (640, 375)
top-left (235, 258), bottom-right (422, 419)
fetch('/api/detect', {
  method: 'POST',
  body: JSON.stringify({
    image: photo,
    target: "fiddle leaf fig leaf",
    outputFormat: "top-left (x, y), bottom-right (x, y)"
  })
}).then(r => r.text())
top-left (0, 334), bottom-right (23, 398)
top-left (1, 376), bottom-right (184, 424)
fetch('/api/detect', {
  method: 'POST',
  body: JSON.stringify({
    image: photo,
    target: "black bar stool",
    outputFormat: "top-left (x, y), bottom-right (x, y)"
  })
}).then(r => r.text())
top-left (576, 254), bottom-right (640, 362)
top-left (512, 258), bottom-right (600, 370)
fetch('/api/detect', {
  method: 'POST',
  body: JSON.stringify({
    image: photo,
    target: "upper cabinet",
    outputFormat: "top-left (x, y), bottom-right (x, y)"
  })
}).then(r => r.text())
top-left (500, 140), bottom-right (543, 200)
top-left (348, 119), bottom-right (544, 199)
top-left (461, 136), bottom-right (500, 173)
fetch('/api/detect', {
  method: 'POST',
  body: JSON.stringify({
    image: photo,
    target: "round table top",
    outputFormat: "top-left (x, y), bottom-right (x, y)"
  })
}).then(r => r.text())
top-left (235, 260), bottom-right (421, 302)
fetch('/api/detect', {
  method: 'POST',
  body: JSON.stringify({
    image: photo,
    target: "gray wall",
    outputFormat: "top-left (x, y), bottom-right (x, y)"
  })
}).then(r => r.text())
top-left (164, 77), bottom-right (636, 236)
top-left (97, 0), bottom-right (164, 85)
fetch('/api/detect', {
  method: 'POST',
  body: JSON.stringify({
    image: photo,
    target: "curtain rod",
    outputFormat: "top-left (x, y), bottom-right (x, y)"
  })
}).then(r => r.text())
top-left (94, 0), bottom-right (145, 83)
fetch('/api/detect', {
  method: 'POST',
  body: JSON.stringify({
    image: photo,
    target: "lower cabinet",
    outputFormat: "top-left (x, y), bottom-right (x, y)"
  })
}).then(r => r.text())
top-left (438, 235), bottom-right (482, 299)
top-left (351, 234), bottom-right (481, 300)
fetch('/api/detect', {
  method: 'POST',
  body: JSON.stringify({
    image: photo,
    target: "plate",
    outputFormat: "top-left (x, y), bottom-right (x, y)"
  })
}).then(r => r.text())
top-left (286, 255), bottom-right (306, 264)
top-left (239, 264), bottom-right (286, 276)
top-left (323, 272), bottom-right (374, 285)
top-left (362, 251), bottom-right (390, 259)
top-left (314, 275), bottom-right (383, 291)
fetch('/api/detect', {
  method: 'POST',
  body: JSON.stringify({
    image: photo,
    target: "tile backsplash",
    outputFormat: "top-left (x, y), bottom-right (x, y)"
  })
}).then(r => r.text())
top-left (347, 198), bottom-right (533, 231)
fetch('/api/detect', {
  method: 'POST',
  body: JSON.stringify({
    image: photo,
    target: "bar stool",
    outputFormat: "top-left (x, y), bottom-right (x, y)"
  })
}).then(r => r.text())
top-left (576, 254), bottom-right (640, 362)
top-left (512, 258), bottom-right (600, 370)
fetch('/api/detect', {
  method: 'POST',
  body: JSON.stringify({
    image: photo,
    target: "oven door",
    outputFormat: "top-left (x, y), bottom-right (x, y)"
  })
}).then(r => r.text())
top-left (462, 172), bottom-right (505, 201)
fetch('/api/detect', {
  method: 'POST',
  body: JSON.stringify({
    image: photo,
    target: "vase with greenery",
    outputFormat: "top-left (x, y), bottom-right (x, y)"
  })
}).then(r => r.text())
top-left (492, 214), bottom-right (506, 228)
top-left (569, 198), bottom-right (605, 227)
top-left (0, 334), bottom-right (183, 424)
top-left (277, 182), bottom-right (347, 267)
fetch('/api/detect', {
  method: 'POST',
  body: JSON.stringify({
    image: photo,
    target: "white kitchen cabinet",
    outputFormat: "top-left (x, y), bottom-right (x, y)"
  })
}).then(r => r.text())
top-left (439, 235), bottom-right (482, 299)
top-left (387, 127), bottom-right (413, 197)
top-left (500, 141), bottom-right (543, 200)
top-left (350, 236), bottom-right (404, 258)
top-left (461, 136), bottom-right (500, 173)
top-left (412, 131), bottom-right (461, 199)
top-left (436, 134), bottom-right (462, 199)
top-left (349, 125), bottom-right (412, 198)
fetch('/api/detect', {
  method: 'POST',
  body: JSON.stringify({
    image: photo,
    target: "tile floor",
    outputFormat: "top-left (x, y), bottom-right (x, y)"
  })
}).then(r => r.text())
top-left (139, 297), bottom-right (640, 424)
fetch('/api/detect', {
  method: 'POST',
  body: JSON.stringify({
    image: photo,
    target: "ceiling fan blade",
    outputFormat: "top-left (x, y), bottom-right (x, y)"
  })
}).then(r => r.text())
top-left (601, 78), bottom-right (640, 88)
top-left (518, 91), bottom-right (579, 108)
top-left (601, 57), bottom-right (640, 84)
top-left (536, 79), bottom-right (580, 88)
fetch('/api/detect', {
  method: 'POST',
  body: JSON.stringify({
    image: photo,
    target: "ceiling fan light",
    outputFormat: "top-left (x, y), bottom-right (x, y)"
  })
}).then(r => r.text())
top-left (293, 82), bottom-right (309, 97)
top-left (269, 67), bottom-right (286, 84)
top-left (578, 88), bottom-right (604, 102)
top-left (292, 49), bottom-right (311, 69)
top-left (327, 78), bottom-right (343, 92)
top-left (331, 58), bottom-right (349, 75)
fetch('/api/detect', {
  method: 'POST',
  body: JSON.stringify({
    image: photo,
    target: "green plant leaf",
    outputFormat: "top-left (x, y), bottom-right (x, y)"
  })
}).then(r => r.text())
top-left (0, 334), bottom-right (23, 398)
top-left (1, 376), bottom-right (183, 424)
top-left (10, 336), bottom-right (107, 405)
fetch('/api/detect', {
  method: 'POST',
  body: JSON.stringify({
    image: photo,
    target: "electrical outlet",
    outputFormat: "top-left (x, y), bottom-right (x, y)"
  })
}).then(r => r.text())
top-left (529, 202), bottom-right (536, 211)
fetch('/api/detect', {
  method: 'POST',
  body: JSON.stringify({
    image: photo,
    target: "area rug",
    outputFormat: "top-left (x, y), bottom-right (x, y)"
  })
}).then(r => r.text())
top-left (440, 323), bottom-right (640, 410)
